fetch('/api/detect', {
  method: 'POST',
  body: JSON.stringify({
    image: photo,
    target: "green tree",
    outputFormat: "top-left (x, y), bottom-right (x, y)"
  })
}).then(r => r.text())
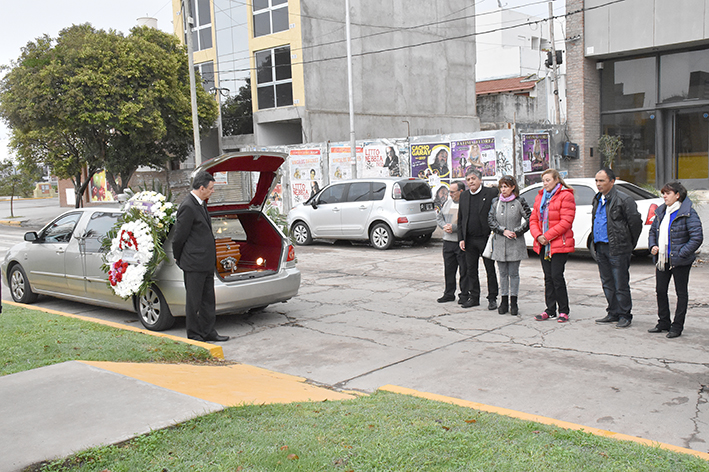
top-left (0, 159), bottom-right (43, 218)
top-left (221, 79), bottom-right (253, 136)
top-left (0, 24), bottom-right (218, 207)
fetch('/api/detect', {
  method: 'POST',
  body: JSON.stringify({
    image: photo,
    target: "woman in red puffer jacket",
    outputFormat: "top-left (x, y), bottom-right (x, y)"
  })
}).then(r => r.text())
top-left (530, 169), bottom-right (576, 323)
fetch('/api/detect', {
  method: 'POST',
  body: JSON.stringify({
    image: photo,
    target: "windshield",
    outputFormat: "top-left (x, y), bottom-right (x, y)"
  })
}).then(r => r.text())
top-left (616, 183), bottom-right (657, 200)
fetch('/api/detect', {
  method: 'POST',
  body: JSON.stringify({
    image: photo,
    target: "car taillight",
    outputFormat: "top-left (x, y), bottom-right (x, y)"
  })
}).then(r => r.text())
top-left (645, 203), bottom-right (658, 225)
top-left (287, 245), bottom-right (296, 261)
top-left (392, 182), bottom-right (402, 199)
top-left (397, 216), bottom-right (409, 224)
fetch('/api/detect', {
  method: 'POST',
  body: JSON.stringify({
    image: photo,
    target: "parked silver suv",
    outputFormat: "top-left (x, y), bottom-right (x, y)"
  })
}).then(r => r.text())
top-left (286, 178), bottom-right (437, 250)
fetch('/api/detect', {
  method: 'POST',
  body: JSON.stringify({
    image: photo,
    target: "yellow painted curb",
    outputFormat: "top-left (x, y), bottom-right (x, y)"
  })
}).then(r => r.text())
top-left (4, 300), bottom-right (223, 359)
top-left (379, 385), bottom-right (709, 461)
top-left (0, 219), bottom-right (23, 226)
top-left (82, 361), bottom-right (356, 406)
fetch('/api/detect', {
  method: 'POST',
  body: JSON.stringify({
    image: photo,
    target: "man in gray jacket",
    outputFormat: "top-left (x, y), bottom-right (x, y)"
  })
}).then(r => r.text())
top-left (436, 181), bottom-right (467, 303)
top-left (588, 168), bottom-right (643, 328)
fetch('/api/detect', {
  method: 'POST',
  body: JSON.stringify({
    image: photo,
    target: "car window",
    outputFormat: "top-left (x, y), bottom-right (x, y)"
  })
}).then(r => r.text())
top-left (519, 187), bottom-right (539, 209)
top-left (42, 212), bottom-right (82, 243)
top-left (212, 215), bottom-right (247, 240)
top-left (318, 184), bottom-right (346, 204)
top-left (398, 181), bottom-right (431, 200)
top-left (372, 183), bottom-right (386, 201)
top-left (616, 183), bottom-right (657, 200)
top-left (347, 182), bottom-right (371, 202)
top-left (572, 185), bottom-right (597, 206)
top-left (84, 212), bottom-right (121, 253)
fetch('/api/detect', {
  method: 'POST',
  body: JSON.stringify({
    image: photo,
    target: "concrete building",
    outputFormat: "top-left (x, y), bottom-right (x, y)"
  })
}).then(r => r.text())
top-left (247, 0), bottom-right (480, 146)
top-left (474, 7), bottom-right (566, 128)
top-left (566, 0), bottom-right (709, 189)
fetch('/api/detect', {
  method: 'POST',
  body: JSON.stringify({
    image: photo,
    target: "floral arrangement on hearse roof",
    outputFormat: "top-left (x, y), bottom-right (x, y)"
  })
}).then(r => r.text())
top-left (101, 190), bottom-right (176, 298)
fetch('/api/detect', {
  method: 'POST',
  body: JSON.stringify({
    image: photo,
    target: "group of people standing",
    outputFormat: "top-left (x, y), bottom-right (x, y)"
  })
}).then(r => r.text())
top-left (436, 166), bottom-right (704, 338)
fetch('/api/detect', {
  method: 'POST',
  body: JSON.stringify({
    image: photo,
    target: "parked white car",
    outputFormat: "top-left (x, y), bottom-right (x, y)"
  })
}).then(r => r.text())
top-left (519, 178), bottom-right (663, 252)
top-left (286, 178), bottom-right (437, 250)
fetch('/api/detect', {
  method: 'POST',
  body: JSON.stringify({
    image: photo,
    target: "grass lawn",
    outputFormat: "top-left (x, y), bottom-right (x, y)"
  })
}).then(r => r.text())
top-left (1, 305), bottom-right (214, 376)
top-left (36, 391), bottom-right (709, 472)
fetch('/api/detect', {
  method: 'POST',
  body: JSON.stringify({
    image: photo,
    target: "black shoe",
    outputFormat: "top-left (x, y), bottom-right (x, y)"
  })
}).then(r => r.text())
top-left (206, 333), bottom-right (230, 342)
top-left (487, 299), bottom-right (498, 311)
top-left (437, 295), bottom-right (456, 303)
top-left (595, 315), bottom-right (620, 324)
top-left (462, 299), bottom-right (480, 308)
top-left (498, 296), bottom-right (508, 315)
top-left (188, 336), bottom-right (206, 342)
top-left (458, 295), bottom-right (468, 305)
top-left (648, 326), bottom-right (670, 333)
top-left (509, 296), bottom-right (518, 315)
top-left (666, 331), bottom-right (682, 339)
top-left (616, 318), bottom-right (632, 329)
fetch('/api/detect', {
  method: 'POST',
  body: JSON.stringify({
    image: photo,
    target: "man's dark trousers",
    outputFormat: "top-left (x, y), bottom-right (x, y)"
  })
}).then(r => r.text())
top-left (595, 242), bottom-right (632, 320)
top-left (443, 240), bottom-right (467, 298)
top-left (463, 235), bottom-right (497, 303)
top-left (184, 271), bottom-right (217, 340)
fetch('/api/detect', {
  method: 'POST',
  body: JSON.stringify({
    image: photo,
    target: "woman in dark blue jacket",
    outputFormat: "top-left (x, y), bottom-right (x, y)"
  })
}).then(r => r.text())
top-left (648, 181), bottom-right (703, 338)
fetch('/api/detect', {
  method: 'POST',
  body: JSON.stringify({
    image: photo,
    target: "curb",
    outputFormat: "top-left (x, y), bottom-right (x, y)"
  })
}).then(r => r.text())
top-left (3, 300), bottom-right (224, 359)
top-left (379, 385), bottom-right (709, 461)
top-left (0, 219), bottom-right (26, 227)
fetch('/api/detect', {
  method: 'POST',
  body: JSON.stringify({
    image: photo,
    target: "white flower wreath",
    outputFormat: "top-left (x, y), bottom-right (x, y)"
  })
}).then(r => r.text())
top-left (102, 191), bottom-right (176, 299)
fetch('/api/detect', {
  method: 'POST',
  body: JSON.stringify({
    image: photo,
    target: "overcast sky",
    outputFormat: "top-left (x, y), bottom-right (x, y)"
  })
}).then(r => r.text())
top-left (0, 0), bottom-right (561, 162)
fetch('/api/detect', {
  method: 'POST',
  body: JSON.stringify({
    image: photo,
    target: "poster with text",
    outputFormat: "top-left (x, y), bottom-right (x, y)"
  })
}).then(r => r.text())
top-left (451, 138), bottom-right (496, 178)
top-left (289, 148), bottom-right (323, 205)
top-left (410, 142), bottom-right (451, 187)
top-left (522, 133), bottom-right (550, 173)
top-left (329, 145), bottom-right (363, 181)
top-left (358, 145), bottom-right (389, 178)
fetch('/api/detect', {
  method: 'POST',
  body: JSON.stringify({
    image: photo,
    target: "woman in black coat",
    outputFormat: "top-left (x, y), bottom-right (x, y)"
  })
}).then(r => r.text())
top-left (648, 181), bottom-right (703, 338)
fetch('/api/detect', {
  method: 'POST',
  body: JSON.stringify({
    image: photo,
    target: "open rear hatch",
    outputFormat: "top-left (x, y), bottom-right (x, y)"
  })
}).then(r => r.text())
top-left (193, 152), bottom-right (288, 281)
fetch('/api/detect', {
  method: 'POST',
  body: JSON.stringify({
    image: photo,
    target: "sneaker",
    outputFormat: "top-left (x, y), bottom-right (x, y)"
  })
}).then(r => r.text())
top-left (616, 318), bottom-right (632, 329)
top-left (487, 299), bottom-right (498, 311)
top-left (558, 313), bottom-right (569, 323)
top-left (596, 315), bottom-right (620, 324)
top-left (437, 295), bottom-right (455, 303)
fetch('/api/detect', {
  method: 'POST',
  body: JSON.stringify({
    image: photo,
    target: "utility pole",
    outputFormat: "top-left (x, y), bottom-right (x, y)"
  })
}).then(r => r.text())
top-left (345, 0), bottom-right (357, 178)
top-left (548, 1), bottom-right (561, 125)
top-left (183, 0), bottom-right (202, 166)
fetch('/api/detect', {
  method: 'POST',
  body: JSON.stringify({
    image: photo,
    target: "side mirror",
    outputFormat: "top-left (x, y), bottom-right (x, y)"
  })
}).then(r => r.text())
top-left (311, 201), bottom-right (318, 209)
top-left (24, 232), bottom-right (38, 242)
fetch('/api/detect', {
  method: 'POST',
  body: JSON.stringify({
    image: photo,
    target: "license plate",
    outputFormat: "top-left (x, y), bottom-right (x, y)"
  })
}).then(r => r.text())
top-left (420, 202), bottom-right (434, 211)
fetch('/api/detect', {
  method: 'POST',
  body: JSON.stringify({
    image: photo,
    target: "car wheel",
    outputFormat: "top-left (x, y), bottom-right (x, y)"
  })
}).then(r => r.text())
top-left (412, 232), bottom-right (433, 245)
top-left (137, 285), bottom-right (175, 331)
top-left (370, 223), bottom-right (393, 250)
top-left (292, 222), bottom-right (312, 246)
top-left (9, 264), bottom-right (38, 304)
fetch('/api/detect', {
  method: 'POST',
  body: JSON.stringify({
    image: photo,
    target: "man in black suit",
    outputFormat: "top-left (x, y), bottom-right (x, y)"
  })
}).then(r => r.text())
top-left (457, 167), bottom-right (498, 310)
top-left (171, 171), bottom-right (228, 342)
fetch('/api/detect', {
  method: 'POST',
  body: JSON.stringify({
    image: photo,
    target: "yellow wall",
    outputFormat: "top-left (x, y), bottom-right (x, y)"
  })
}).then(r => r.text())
top-left (247, 0), bottom-right (305, 109)
top-left (171, 0), bottom-right (219, 87)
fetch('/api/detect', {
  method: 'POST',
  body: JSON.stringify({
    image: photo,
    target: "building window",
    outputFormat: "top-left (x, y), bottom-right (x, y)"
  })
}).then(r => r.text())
top-left (601, 57), bottom-right (656, 112)
top-left (255, 46), bottom-right (293, 109)
top-left (253, 0), bottom-right (288, 38)
top-left (601, 111), bottom-right (656, 186)
top-left (660, 49), bottom-right (709, 103)
top-left (195, 61), bottom-right (215, 92)
top-left (187, 0), bottom-right (212, 51)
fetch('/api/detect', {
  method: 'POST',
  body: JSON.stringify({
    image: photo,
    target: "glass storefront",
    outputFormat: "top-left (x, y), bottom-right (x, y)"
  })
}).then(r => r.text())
top-left (601, 46), bottom-right (709, 188)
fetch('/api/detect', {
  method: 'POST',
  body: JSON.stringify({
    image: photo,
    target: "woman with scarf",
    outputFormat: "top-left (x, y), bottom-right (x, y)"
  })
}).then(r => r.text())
top-left (487, 175), bottom-right (531, 315)
top-left (648, 181), bottom-right (703, 338)
top-left (530, 169), bottom-right (576, 322)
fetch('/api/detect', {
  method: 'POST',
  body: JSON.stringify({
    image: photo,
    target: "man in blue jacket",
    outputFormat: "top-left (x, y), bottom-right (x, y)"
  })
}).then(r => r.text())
top-left (588, 168), bottom-right (642, 329)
